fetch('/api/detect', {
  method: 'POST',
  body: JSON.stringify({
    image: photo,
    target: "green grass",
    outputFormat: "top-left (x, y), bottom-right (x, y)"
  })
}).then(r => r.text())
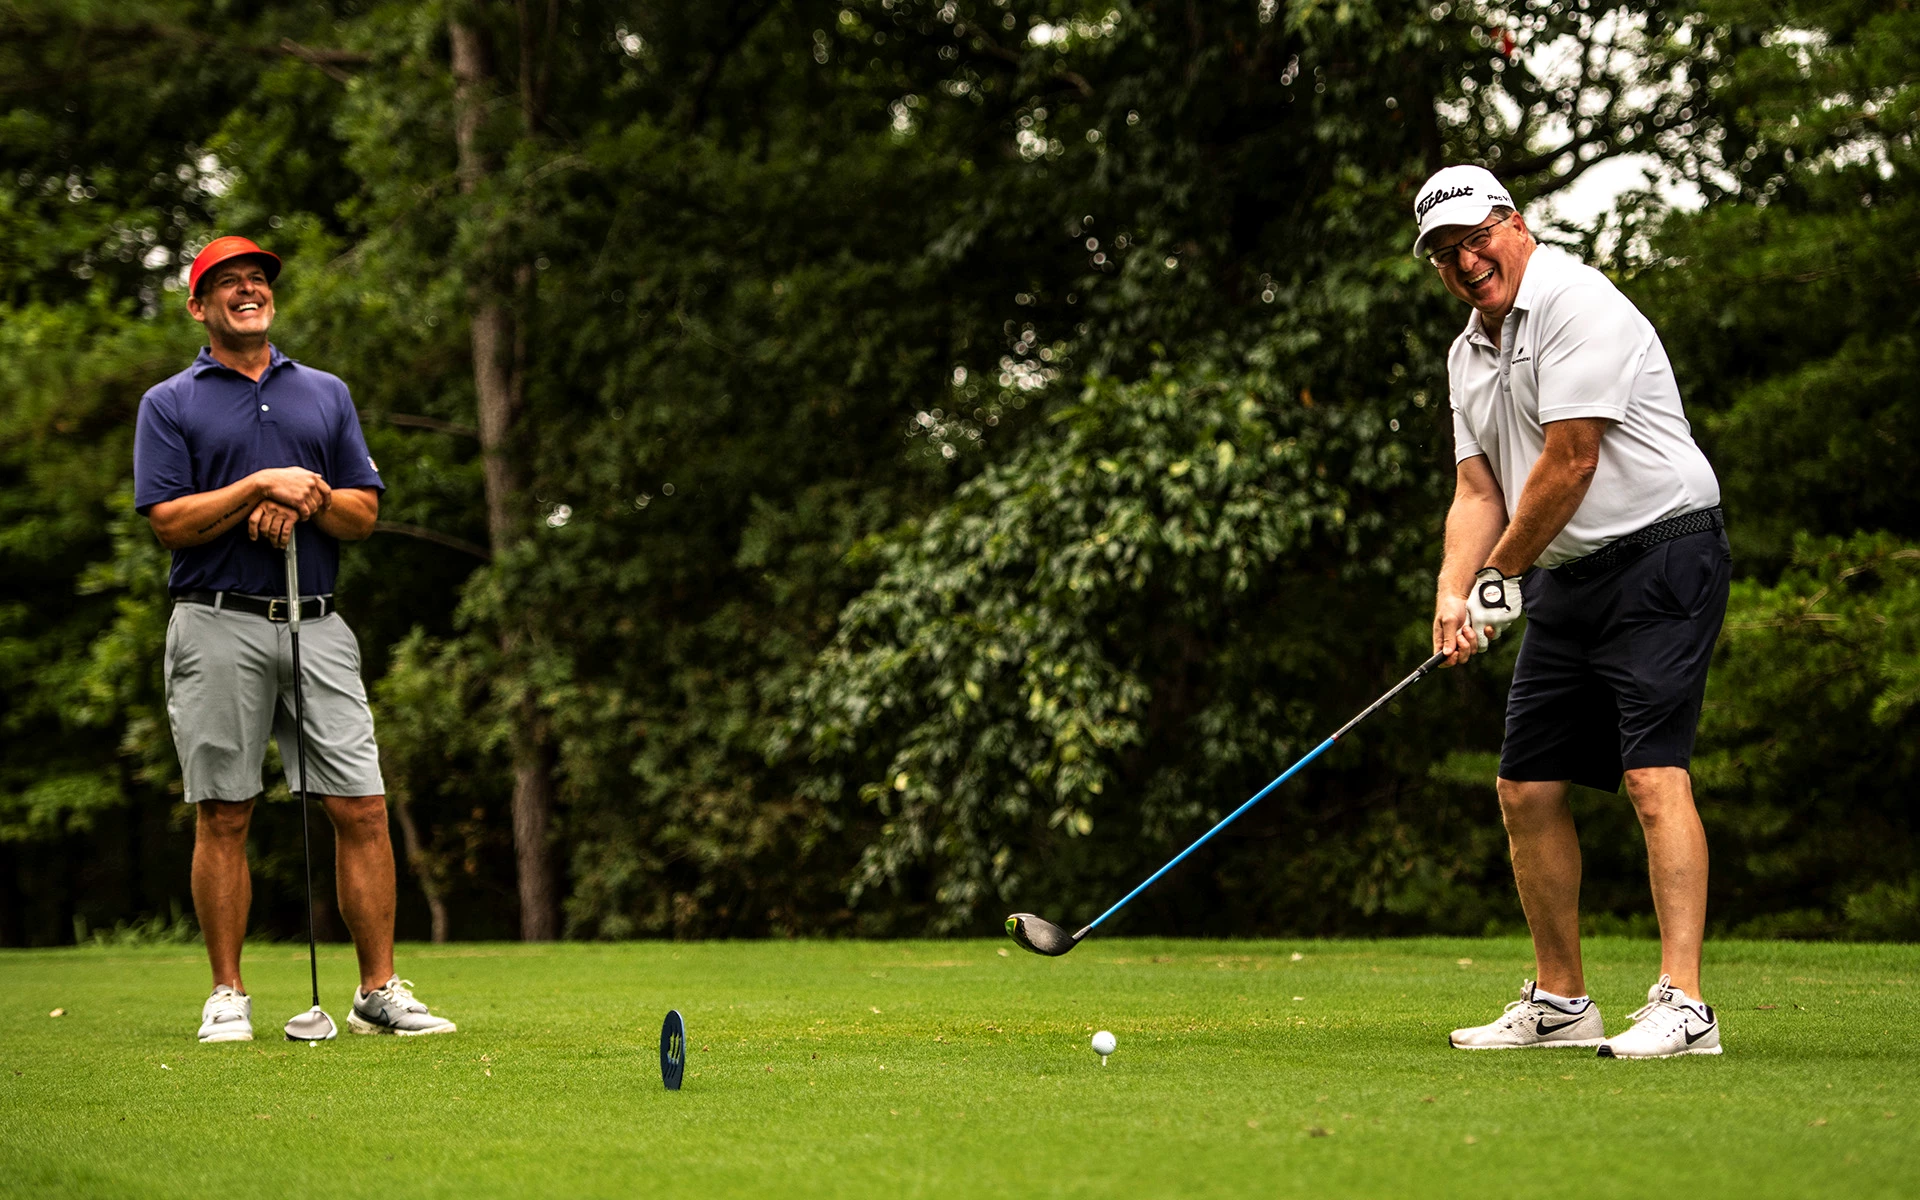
top-left (2, 937), bottom-right (1914, 1198)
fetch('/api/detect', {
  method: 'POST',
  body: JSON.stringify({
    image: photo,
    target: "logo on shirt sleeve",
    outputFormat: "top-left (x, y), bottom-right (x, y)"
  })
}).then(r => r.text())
top-left (368, 456), bottom-right (379, 472)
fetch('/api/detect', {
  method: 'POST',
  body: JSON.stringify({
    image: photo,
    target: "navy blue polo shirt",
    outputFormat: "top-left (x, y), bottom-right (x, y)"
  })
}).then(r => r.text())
top-left (133, 346), bottom-right (384, 596)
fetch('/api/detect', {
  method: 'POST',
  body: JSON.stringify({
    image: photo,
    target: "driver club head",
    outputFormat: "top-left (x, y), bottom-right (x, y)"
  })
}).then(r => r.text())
top-left (284, 1005), bottom-right (338, 1042)
top-left (1005, 913), bottom-right (1087, 957)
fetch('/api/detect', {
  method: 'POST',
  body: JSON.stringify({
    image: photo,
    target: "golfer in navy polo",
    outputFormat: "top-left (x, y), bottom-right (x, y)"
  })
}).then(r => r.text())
top-left (134, 236), bottom-right (455, 1043)
top-left (1414, 169), bottom-right (1731, 1060)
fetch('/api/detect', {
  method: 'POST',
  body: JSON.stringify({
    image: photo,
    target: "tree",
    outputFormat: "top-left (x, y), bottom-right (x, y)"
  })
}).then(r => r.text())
top-left (782, 0), bottom-right (1712, 935)
top-left (0, 0), bottom-right (373, 943)
top-left (1623, 0), bottom-right (1920, 935)
top-left (446, 4), bottom-right (562, 941)
top-left (5, 0), bottom-right (1910, 945)
top-left (1629, 0), bottom-right (1920, 567)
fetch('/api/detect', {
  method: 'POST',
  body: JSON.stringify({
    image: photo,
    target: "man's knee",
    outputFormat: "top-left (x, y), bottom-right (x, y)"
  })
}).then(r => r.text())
top-left (1496, 777), bottom-right (1572, 834)
top-left (195, 797), bottom-right (255, 843)
top-left (1623, 766), bottom-right (1694, 826)
top-left (323, 795), bottom-right (390, 844)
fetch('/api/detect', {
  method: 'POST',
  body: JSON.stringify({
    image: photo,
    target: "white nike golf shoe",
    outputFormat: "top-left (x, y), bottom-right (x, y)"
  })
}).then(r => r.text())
top-left (347, 977), bottom-right (458, 1036)
top-left (1597, 974), bottom-right (1721, 1058)
top-left (1449, 979), bottom-right (1606, 1049)
top-left (197, 985), bottom-right (253, 1043)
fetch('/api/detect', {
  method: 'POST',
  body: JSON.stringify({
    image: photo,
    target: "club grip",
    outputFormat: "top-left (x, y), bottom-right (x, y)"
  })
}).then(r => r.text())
top-left (284, 525), bottom-right (300, 631)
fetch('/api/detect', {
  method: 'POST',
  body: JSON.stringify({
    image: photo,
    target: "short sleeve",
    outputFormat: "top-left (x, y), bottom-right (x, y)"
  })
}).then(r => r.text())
top-left (1450, 387), bottom-right (1482, 464)
top-left (133, 390), bottom-right (194, 514)
top-left (329, 383), bottom-right (386, 493)
top-left (1534, 283), bottom-right (1644, 424)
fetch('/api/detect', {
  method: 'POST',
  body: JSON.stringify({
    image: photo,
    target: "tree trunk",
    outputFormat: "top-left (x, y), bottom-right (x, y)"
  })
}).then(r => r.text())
top-left (510, 724), bottom-right (558, 937)
top-left (449, 13), bottom-right (559, 941)
top-left (384, 752), bottom-right (450, 943)
top-left (391, 798), bottom-right (450, 944)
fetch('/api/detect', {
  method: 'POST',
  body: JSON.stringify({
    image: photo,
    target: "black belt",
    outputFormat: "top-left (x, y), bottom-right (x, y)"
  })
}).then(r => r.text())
top-left (1551, 506), bottom-right (1724, 583)
top-left (175, 590), bottom-right (334, 621)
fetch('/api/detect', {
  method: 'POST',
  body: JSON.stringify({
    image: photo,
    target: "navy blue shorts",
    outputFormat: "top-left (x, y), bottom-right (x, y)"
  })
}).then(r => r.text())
top-left (1500, 528), bottom-right (1732, 792)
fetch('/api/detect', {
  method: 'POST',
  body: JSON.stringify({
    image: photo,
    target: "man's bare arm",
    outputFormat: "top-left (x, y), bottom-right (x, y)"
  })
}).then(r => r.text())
top-left (1434, 454), bottom-right (1508, 664)
top-left (147, 468), bottom-right (331, 550)
top-left (1483, 418), bottom-right (1607, 577)
top-left (311, 488), bottom-right (380, 542)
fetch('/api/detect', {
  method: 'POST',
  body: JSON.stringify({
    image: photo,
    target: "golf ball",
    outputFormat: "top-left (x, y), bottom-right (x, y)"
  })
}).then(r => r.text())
top-left (1091, 1030), bottom-right (1117, 1057)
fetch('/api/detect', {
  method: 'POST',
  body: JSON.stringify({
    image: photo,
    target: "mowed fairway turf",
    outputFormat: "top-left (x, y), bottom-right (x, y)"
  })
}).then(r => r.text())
top-left (2, 937), bottom-right (1914, 1198)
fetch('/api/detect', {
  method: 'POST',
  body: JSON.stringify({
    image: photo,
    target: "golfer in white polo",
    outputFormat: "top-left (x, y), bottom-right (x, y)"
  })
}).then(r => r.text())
top-left (1417, 167), bottom-right (1731, 1059)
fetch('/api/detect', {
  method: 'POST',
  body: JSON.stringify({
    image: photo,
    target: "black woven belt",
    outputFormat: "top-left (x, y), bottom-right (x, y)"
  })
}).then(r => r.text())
top-left (175, 590), bottom-right (334, 622)
top-left (1552, 506), bottom-right (1724, 583)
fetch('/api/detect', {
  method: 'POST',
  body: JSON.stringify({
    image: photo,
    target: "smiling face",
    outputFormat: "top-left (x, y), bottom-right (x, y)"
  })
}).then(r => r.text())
top-left (187, 258), bottom-right (276, 346)
top-left (1433, 210), bottom-right (1536, 329)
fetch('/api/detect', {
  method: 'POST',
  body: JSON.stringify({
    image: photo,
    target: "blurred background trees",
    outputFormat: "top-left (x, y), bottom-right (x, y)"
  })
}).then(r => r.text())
top-left (2, 0), bottom-right (1913, 945)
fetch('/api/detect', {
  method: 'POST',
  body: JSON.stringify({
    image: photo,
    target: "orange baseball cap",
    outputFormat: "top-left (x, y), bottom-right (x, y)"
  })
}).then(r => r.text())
top-left (188, 235), bottom-right (281, 296)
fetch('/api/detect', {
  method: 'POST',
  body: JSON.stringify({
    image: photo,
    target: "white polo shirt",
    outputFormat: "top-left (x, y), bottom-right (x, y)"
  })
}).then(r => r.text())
top-left (1449, 245), bottom-right (1719, 568)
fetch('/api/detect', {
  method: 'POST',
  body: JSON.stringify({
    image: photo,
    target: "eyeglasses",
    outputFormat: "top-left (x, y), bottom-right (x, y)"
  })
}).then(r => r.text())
top-left (1426, 212), bottom-right (1515, 270)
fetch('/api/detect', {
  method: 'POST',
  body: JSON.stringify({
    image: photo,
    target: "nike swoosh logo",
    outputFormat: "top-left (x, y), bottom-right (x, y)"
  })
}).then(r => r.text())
top-left (1684, 1023), bottom-right (1714, 1045)
top-left (1536, 1015), bottom-right (1585, 1034)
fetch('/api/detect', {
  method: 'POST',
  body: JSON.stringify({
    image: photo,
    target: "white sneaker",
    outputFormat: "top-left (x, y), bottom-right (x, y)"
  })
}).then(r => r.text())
top-left (197, 985), bottom-right (253, 1043)
top-left (1597, 974), bottom-right (1721, 1058)
top-left (347, 977), bottom-right (458, 1036)
top-left (1449, 980), bottom-right (1606, 1049)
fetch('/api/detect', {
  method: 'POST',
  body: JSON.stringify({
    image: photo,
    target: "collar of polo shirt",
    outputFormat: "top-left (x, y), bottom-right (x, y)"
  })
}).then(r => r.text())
top-left (192, 345), bottom-right (294, 377)
top-left (1466, 245), bottom-right (1566, 345)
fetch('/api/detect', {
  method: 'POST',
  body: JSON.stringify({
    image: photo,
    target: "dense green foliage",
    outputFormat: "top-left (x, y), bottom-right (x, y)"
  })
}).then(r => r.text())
top-left (1622, 0), bottom-right (1920, 939)
top-left (784, 364), bottom-right (1508, 936)
top-left (4, 938), bottom-right (1917, 1197)
top-left (1, 0), bottom-right (1913, 944)
top-left (1691, 535), bottom-right (1920, 939)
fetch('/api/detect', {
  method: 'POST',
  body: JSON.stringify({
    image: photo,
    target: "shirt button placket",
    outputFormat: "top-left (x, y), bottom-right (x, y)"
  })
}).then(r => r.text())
top-left (1500, 314), bottom-right (1517, 400)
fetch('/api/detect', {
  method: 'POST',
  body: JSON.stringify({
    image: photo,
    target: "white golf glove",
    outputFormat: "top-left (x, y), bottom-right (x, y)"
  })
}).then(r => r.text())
top-left (1466, 566), bottom-right (1525, 648)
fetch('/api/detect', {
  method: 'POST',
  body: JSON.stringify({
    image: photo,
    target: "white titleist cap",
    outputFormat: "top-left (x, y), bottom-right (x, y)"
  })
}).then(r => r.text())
top-left (1412, 165), bottom-right (1515, 255)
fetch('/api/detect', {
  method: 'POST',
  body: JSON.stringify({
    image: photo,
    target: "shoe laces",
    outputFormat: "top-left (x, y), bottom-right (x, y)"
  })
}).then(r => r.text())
top-left (1496, 983), bottom-right (1551, 1030)
top-left (1626, 995), bottom-right (1696, 1034)
top-left (1626, 974), bottom-right (1701, 1030)
top-left (205, 988), bottom-right (247, 1022)
top-left (371, 977), bottom-right (428, 1014)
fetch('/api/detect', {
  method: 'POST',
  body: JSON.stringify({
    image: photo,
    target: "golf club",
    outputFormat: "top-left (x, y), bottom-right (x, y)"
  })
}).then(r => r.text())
top-left (1007, 649), bottom-right (1449, 956)
top-left (281, 526), bottom-right (338, 1042)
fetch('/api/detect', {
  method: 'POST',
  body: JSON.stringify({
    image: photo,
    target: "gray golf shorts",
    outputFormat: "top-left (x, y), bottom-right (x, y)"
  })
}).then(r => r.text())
top-left (163, 599), bottom-right (385, 803)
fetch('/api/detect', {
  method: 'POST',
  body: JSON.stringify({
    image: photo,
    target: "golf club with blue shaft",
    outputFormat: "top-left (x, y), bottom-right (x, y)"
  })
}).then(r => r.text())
top-left (281, 526), bottom-right (338, 1041)
top-left (1006, 649), bottom-right (1450, 956)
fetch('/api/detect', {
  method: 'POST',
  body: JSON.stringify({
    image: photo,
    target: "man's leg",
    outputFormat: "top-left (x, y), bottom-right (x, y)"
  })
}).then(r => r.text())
top-left (1497, 777), bottom-right (1585, 997)
top-left (191, 798), bottom-right (256, 992)
top-left (1623, 766), bottom-right (1708, 997)
top-left (321, 794), bottom-right (396, 991)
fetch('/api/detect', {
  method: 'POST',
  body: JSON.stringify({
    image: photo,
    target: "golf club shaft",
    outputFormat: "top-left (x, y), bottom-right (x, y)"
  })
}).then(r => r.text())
top-left (287, 529), bottom-right (320, 1009)
top-left (1082, 651), bottom-right (1448, 935)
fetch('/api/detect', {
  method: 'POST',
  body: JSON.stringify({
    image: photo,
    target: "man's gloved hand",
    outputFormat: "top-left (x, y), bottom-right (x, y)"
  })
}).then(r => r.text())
top-left (1466, 566), bottom-right (1525, 647)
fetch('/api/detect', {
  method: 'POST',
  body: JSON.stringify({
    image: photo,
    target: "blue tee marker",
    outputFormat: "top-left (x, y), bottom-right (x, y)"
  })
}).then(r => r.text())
top-left (660, 1010), bottom-right (687, 1090)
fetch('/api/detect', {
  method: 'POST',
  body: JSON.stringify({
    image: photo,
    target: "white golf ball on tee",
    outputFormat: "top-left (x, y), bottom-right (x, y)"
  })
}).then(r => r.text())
top-left (1091, 1030), bottom-right (1117, 1060)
